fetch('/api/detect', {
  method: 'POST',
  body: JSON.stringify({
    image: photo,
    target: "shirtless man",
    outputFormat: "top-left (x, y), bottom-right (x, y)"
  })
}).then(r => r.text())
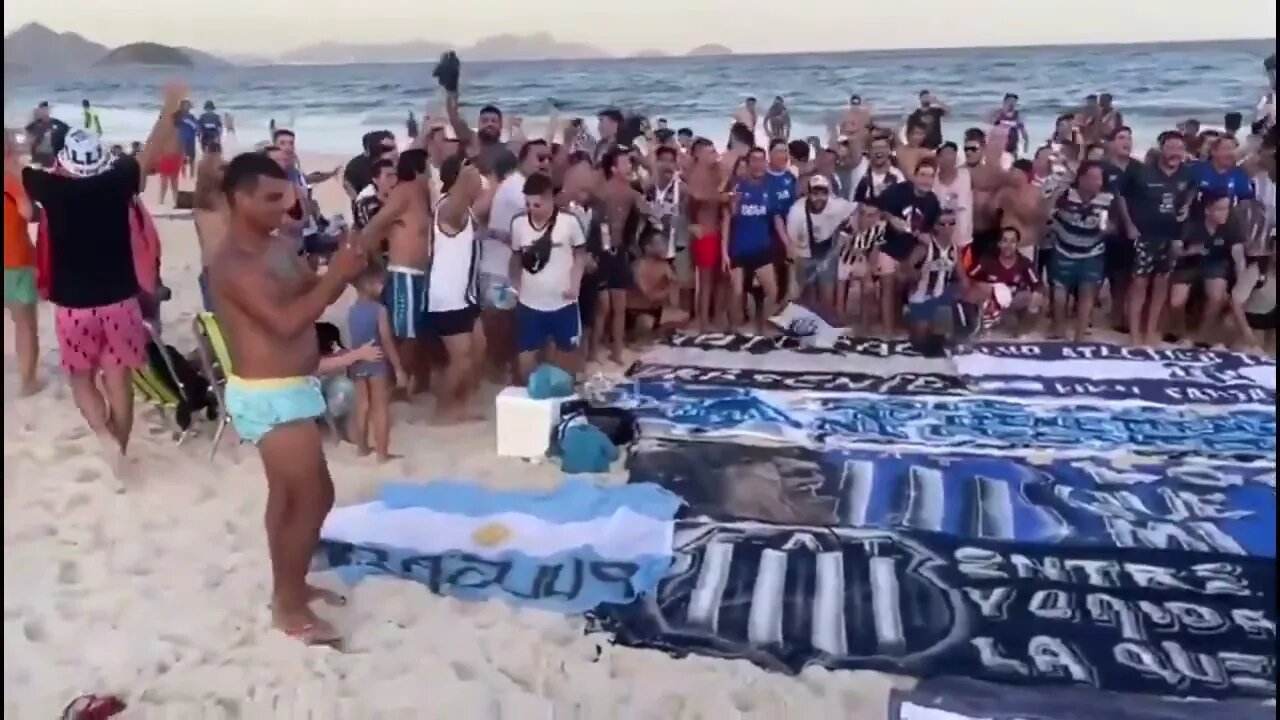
top-left (764, 97), bottom-right (791, 142)
top-left (597, 147), bottom-right (649, 362)
top-left (194, 143), bottom-right (228, 311)
top-left (209, 152), bottom-right (367, 644)
top-left (967, 126), bottom-right (1010, 260)
top-left (353, 149), bottom-right (434, 393)
top-left (686, 138), bottom-right (726, 330)
top-left (839, 95), bottom-right (873, 138)
top-left (426, 154), bottom-right (486, 423)
top-left (994, 158), bottom-right (1049, 261)
top-left (895, 123), bottom-right (930, 182)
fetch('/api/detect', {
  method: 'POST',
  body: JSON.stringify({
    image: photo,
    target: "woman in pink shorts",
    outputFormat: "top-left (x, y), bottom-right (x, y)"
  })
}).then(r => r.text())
top-left (54, 298), bottom-right (148, 374)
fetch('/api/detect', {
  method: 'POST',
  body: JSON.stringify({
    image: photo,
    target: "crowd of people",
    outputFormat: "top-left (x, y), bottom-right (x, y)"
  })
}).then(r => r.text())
top-left (3, 52), bottom-right (1277, 644)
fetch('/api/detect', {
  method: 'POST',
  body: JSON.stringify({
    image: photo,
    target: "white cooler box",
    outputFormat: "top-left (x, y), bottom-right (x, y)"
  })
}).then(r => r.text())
top-left (495, 386), bottom-right (577, 459)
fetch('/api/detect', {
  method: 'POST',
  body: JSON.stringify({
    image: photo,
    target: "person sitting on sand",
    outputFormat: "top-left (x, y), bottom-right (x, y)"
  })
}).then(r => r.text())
top-left (626, 231), bottom-right (681, 344)
top-left (965, 226), bottom-right (1044, 336)
top-left (21, 82), bottom-right (183, 478)
top-left (209, 151), bottom-right (367, 645)
top-left (346, 267), bottom-right (407, 461)
top-left (4, 131), bottom-right (41, 395)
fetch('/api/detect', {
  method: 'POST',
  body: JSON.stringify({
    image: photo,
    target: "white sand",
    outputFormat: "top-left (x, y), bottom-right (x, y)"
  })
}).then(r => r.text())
top-left (2, 152), bottom-right (907, 718)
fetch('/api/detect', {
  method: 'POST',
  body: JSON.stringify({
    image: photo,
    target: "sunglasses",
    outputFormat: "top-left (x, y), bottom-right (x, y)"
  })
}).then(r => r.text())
top-left (963, 146), bottom-right (981, 153)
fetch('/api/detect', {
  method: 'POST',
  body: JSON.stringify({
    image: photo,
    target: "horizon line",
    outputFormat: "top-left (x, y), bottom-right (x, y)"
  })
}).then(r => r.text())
top-left (3, 20), bottom-right (1275, 60)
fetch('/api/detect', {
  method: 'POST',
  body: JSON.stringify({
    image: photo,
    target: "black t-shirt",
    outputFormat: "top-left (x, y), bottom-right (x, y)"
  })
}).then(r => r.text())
top-left (24, 117), bottom-right (70, 160)
top-left (23, 158), bottom-right (142, 308)
top-left (906, 107), bottom-right (946, 150)
top-left (1102, 158), bottom-right (1139, 196)
top-left (1122, 161), bottom-right (1196, 240)
top-left (343, 153), bottom-right (374, 193)
top-left (1179, 220), bottom-right (1241, 269)
top-left (875, 180), bottom-right (942, 260)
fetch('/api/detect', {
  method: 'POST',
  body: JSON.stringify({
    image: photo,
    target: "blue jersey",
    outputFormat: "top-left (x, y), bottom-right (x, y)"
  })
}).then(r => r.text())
top-left (174, 112), bottom-right (199, 149)
top-left (766, 170), bottom-right (797, 219)
top-left (730, 178), bottom-right (773, 259)
top-left (1190, 161), bottom-right (1255, 204)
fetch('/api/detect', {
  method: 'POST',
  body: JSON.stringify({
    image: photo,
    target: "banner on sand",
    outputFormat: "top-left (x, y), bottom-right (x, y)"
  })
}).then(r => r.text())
top-left (888, 677), bottom-right (1276, 720)
top-left (316, 478), bottom-right (681, 613)
top-left (627, 439), bottom-right (1277, 557)
top-left (592, 520), bottom-right (1277, 698)
top-left (606, 382), bottom-right (1277, 459)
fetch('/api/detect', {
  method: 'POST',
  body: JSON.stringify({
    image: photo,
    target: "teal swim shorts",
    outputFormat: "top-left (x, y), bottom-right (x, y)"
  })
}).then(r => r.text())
top-left (225, 375), bottom-right (327, 445)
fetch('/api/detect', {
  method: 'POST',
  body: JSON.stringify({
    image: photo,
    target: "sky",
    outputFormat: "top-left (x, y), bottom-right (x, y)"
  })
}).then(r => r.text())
top-left (3, 0), bottom-right (1277, 57)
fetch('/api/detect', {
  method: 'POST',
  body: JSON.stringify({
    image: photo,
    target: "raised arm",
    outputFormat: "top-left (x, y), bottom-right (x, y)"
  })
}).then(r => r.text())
top-left (351, 188), bottom-right (408, 253)
top-left (444, 91), bottom-right (476, 147)
top-left (135, 81), bottom-right (188, 189)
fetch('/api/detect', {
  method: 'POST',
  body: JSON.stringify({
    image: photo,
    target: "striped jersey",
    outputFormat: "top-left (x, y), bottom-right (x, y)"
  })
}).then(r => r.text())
top-left (1049, 188), bottom-right (1113, 260)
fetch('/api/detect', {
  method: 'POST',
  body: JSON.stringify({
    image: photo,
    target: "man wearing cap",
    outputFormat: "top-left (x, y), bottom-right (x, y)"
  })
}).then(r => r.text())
top-left (20, 82), bottom-right (184, 483)
top-left (787, 174), bottom-right (855, 317)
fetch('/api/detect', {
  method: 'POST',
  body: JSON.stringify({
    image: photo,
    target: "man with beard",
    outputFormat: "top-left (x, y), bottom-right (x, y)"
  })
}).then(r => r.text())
top-left (437, 51), bottom-right (517, 175)
top-left (1119, 131), bottom-right (1195, 346)
top-left (352, 149), bottom-right (435, 393)
top-left (22, 82), bottom-right (183, 481)
top-left (787, 175), bottom-right (855, 317)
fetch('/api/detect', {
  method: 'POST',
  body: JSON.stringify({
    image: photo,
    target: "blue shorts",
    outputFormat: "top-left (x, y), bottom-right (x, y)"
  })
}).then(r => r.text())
top-left (907, 287), bottom-right (959, 325)
top-left (516, 303), bottom-right (582, 354)
top-left (225, 375), bottom-right (327, 445)
top-left (1051, 253), bottom-right (1105, 291)
top-left (384, 266), bottom-right (428, 339)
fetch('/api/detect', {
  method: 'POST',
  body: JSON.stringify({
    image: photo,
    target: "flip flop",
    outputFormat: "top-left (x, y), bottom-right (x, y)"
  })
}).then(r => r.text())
top-left (61, 693), bottom-right (127, 720)
top-left (280, 620), bottom-right (343, 647)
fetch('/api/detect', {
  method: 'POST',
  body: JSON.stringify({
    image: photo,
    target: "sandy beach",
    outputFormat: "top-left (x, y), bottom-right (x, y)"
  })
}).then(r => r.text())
top-left (2, 150), bottom-right (909, 718)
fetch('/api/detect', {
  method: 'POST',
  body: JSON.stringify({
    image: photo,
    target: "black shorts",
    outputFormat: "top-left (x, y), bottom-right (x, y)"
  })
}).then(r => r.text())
top-left (1247, 309), bottom-right (1277, 331)
top-left (427, 305), bottom-right (479, 337)
top-left (596, 251), bottom-right (632, 291)
top-left (1104, 234), bottom-right (1133, 279)
top-left (731, 248), bottom-right (774, 274)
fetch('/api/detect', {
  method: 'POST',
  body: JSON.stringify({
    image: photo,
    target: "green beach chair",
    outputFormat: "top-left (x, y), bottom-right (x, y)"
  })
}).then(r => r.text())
top-left (192, 312), bottom-right (236, 459)
top-left (130, 323), bottom-right (200, 445)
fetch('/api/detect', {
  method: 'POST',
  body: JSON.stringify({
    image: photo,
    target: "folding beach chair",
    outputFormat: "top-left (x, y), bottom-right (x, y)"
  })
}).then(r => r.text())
top-left (131, 323), bottom-right (202, 445)
top-left (192, 312), bottom-right (236, 459)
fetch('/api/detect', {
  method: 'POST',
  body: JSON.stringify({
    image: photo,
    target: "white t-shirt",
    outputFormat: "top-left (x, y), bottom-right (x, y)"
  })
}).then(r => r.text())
top-left (512, 210), bottom-right (586, 312)
top-left (785, 197), bottom-right (855, 258)
top-left (932, 168), bottom-right (974, 248)
top-left (482, 171), bottom-right (526, 278)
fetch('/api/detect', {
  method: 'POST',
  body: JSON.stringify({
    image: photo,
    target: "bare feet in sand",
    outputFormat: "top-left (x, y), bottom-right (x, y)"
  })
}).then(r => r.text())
top-left (272, 608), bottom-right (342, 646)
top-left (18, 378), bottom-right (43, 397)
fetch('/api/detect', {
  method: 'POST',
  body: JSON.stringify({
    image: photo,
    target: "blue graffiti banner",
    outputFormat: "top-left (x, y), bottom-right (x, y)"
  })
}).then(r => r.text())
top-left (605, 382), bottom-right (1277, 460)
top-left (591, 521), bottom-right (1277, 699)
top-left (629, 439), bottom-right (1277, 558)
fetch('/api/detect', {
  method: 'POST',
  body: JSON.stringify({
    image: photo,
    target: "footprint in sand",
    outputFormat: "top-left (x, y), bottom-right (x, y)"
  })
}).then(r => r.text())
top-left (73, 468), bottom-right (101, 484)
top-left (57, 560), bottom-right (80, 585)
top-left (21, 618), bottom-right (46, 642)
top-left (729, 688), bottom-right (757, 712)
top-left (451, 661), bottom-right (477, 681)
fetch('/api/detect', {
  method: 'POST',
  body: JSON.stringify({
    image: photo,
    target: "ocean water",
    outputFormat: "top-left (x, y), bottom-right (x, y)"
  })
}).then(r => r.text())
top-left (4, 39), bottom-right (1274, 155)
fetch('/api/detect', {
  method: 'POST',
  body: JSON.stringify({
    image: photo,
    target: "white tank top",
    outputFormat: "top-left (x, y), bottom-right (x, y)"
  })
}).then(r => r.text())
top-left (649, 177), bottom-right (683, 259)
top-left (428, 196), bottom-right (480, 312)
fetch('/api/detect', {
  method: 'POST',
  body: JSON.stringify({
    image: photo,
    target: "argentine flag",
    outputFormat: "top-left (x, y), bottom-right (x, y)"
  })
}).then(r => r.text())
top-left (317, 477), bottom-right (683, 614)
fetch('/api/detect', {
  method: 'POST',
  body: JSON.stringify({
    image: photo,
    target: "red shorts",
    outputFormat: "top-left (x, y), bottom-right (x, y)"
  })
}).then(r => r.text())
top-left (156, 153), bottom-right (183, 179)
top-left (691, 232), bottom-right (721, 270)
top-left (54, 298), bottom-right (148, 374)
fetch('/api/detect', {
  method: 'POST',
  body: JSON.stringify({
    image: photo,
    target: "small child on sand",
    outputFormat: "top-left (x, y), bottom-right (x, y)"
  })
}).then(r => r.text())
top-left (347, 267), bottom-right (407, 461)
top-left (209, 152), bottom-right (367, 645)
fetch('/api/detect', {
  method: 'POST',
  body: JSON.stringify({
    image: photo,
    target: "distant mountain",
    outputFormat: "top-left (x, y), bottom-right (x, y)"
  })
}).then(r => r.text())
top-left (634, 49), bottom-right (670, 58)
top-left (97, 42), bottom-right (194, 67)
top-left (686, 43), bottom-right (732, 57)
top-left (3, 23), bottom-right (231, 73)
top-left (4, 22), bottom-right (108, 71)
top-left (277, 33), bottom-right (608, 64)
